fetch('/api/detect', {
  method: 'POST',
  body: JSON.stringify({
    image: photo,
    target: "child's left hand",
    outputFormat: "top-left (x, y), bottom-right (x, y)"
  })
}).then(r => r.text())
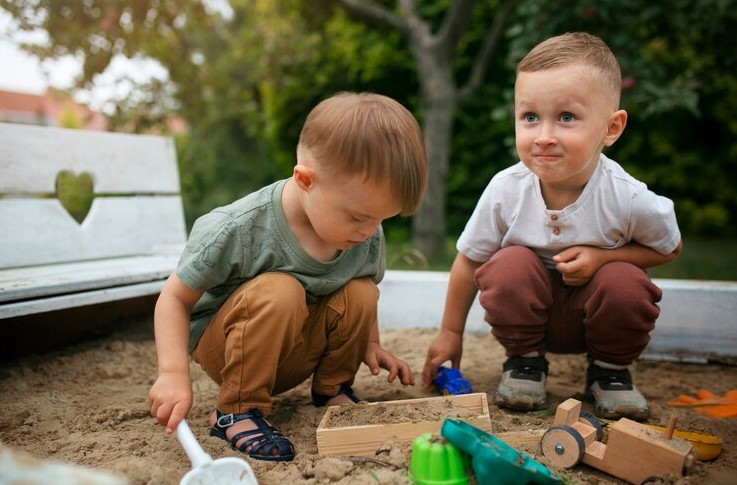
top-left (364, 342), bottom-right (415, 386)
top-left (553, 245), bottom-right (604, 285)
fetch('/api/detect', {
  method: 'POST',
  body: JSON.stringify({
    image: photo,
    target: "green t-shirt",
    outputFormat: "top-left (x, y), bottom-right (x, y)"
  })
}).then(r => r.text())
top-left (177, 179), bottom-right (386, 351)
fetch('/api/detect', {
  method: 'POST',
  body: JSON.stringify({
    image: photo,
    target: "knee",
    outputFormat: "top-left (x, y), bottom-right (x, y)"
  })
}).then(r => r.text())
top-left (591, 263), bottom-right (662, 305)
top-left (477, 247), bottom-right (541, 286)
top-left (342, 277), bottom-right (379, 316)
top-left (476, 246), bottom-right (549, 303)
top-left (237, 272), bottom-right (307, 318)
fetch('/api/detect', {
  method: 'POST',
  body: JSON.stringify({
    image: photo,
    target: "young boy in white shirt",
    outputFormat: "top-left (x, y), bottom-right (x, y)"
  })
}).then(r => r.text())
top-left (422, 32), bottom-right (681, 421)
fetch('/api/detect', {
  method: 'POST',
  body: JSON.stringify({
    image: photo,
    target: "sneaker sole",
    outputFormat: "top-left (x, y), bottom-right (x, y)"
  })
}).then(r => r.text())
top-left (594, 403), bottom-right (649, 421)
top-left (494, 392), bottom-right (545, 411)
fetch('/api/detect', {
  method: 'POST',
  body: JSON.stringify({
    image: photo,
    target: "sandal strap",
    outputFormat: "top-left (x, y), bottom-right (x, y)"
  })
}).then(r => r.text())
top-left (211, 408), bottom-right (294, 461)
top-left (312, 383), bottom-right (362, 407)
top-left (215, 408), bottom-right (263, 429)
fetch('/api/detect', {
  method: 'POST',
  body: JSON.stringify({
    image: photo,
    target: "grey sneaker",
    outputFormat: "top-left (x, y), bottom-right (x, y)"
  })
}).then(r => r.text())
top-left (586, 363), bottom-right (649, 421)
top-left (494, 356), bottom-right (548, 411)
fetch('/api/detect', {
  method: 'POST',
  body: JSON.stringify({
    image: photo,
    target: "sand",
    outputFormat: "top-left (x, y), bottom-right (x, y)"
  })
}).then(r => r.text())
top-left (1, 316), bottom-right (736, 484)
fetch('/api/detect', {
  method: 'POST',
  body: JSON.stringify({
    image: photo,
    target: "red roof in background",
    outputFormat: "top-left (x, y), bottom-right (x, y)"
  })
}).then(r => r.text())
top-left (0, 87), bottom-right (108, 131)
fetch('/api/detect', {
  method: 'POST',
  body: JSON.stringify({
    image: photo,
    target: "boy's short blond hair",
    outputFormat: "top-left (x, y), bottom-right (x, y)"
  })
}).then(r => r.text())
top-left (298, 92), bottom-right (427, 215)
top-left (517, 32), bottom-right (622, 107)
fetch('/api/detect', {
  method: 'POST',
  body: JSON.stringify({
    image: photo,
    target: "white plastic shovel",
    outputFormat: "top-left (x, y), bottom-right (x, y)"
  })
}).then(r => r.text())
top-left (176, 419), bottom-right (259, 485)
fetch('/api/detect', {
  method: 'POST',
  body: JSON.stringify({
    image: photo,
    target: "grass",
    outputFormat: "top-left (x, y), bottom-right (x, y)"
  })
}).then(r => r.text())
top-left (387, 236), bottom-right (737, 281)
top-left (648, 236), bottom-right (737, 281)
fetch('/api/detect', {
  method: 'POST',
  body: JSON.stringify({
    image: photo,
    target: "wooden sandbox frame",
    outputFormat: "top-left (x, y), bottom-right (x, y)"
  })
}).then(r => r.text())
top-left (316, 393), bottom-right (491, 456)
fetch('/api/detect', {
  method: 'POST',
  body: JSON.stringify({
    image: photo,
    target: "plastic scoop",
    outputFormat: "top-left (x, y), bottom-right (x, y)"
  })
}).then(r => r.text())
top-left (176, 419), bottom-right (259, 485)
top-left (441, 418), bottom-right (561, 485)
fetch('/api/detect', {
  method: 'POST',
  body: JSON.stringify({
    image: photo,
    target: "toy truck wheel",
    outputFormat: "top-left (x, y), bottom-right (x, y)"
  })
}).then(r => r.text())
top-left (579, 411), bottom-right (604, 441)
top-left (541, 425), bottom-right (585, 468)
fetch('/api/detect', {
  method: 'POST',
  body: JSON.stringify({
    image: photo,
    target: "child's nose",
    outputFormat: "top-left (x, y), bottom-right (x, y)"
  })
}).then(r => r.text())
top-left (359, 221), bottom-right (380, 238)
top-left (534, 123), bottom-right (557, 145)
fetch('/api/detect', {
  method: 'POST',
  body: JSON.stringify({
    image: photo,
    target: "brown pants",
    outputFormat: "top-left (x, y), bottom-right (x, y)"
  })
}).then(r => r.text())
top-left (192, 272), bottom-right (378, 415)
top-left (474, 246), bottom-right (662, 365)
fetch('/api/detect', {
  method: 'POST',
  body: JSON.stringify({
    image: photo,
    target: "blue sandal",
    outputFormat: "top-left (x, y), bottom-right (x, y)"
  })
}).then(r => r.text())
top-left (312, 383), bottom-right (362, 407)
top-left (209, 408), bottom-right (295, 462)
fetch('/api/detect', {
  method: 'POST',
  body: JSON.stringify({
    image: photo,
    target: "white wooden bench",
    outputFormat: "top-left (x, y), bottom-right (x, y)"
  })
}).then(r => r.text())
top-left (0, 123), bottom-right (186, 319)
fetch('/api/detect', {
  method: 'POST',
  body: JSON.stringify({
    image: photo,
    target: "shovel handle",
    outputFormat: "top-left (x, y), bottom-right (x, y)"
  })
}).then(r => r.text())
top-left (177, 419), bottom-right (214, 468)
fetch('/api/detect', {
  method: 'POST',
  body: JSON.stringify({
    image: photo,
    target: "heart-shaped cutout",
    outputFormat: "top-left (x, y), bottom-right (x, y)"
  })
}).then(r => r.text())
top-left (56, 170), bottom-right (95, 224)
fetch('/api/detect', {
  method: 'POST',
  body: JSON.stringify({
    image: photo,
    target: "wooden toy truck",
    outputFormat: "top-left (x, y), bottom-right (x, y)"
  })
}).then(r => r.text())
top-left (541, 398), bottom-right (694, 484)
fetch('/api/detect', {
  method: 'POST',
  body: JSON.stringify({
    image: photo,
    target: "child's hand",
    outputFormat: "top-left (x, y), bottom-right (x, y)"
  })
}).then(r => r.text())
top-left (422, 330), bottom-right (463, 387)
top-left (147, 372), bottom-right (193, 434)
top-left (364, 342), bottom-right (415, 386)
top-left (553, 246), bottom-right (603, 286)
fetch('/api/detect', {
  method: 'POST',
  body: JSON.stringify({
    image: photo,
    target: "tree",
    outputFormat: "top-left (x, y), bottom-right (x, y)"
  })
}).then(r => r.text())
top-left (3, 0), bottom-right (735, 244)
top-left (333, 0), bottom-right (521, 260)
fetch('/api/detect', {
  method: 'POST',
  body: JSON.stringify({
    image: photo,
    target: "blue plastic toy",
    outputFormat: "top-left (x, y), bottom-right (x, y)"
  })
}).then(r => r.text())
top-left (433, 366), bottom-right (473, 395)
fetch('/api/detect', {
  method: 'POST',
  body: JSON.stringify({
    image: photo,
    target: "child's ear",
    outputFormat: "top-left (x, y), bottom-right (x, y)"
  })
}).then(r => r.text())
top-left (603, 109), bottom-right (627, 147)
top-left (293, 164), bottom-right (316, 191)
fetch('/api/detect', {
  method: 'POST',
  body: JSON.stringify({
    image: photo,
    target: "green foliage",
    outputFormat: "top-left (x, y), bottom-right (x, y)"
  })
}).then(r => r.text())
top-left (648, 237), bottom-right (737, 281)
top-left (502, 0), bottom-right (737, 236)
top-left (3, 0), bottom-right (736, 245)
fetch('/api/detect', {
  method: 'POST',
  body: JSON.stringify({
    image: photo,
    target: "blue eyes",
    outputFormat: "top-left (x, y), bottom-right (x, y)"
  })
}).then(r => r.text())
top-left (522, 112), bottom-right (575, 122)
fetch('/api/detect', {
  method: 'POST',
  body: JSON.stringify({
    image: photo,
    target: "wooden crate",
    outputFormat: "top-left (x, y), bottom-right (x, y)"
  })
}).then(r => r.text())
top-left (316, 393), bottom-right (491, 456)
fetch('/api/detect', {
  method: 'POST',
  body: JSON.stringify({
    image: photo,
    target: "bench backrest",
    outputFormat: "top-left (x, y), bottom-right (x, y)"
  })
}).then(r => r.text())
top-left (0, 123), bottom-right (187, 269)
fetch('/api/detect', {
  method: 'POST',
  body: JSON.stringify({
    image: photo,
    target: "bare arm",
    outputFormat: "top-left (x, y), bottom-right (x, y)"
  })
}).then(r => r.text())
top-left (554, 240), bottom-right (683, 286)
top-left (147, 273), bottom-right (204, 433)
top-left (422, 252), bottom-right (483, 386)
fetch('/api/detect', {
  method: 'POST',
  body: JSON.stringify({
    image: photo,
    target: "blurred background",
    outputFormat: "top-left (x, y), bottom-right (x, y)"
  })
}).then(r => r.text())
top-left (1, 0), bottom-right (735, 279)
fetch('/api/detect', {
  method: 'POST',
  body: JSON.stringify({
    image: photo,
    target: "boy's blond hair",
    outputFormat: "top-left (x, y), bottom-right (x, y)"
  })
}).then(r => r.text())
top-left (517, 32), bottom-right (622, 107)
top-left (298, 92), bottom-right (427, 215)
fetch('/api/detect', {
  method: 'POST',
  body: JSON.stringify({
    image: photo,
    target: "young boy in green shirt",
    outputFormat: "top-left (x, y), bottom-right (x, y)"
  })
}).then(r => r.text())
top-left (149, 92), bottom-right (427, 461)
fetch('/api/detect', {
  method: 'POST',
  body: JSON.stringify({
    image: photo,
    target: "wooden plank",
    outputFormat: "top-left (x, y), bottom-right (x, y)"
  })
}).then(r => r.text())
top-left (0, 280), bottom-right (166, 319)
top-left (0, 122), bottom-right (180, 193)
top-left (316, 393), bottom-right (491, 457)
top-left (495, 429), bottom-right (545, 447)
top-left (0, 197), bottom-right (186, 268)
top-left (0, 254), bottom-right (180, 303)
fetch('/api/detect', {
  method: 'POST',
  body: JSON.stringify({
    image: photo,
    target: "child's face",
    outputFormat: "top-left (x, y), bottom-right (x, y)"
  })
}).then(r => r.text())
top-left (514, 65), bottom-right (623, 189)
top-left (303, 168), bottom-right (401, 251)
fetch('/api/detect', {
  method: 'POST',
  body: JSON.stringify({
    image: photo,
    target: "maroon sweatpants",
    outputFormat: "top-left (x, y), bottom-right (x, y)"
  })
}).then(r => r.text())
top-left (474, 246), bottom-right (662, 365)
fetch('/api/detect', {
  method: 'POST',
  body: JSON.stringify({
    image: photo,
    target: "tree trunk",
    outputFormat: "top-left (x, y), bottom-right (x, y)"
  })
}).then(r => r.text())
top-left (411, 49), bottom-right (457, 262)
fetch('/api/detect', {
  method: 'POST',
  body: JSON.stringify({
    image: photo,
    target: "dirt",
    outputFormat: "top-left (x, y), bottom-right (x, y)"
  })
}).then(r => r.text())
top-left (1, 318), bottom-right (736, 484)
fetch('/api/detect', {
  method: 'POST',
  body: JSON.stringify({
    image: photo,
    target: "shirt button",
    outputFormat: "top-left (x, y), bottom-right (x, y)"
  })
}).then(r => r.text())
top-left (552, 227), bottom-right (561, 235)
top-left (550, 214), bottom-right (559, 221)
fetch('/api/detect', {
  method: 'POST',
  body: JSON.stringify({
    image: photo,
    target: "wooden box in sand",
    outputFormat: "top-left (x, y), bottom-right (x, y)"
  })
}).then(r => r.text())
top-left (316, 393), bottom-right (491, 456)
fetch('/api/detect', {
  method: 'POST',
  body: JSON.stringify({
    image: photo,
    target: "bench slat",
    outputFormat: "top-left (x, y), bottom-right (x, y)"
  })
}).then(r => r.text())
top-left (0, 122), bottom-right (180, 193)
top-left (0, 254), bottom-right (180, 303)
top-left (0, 197), bottom-right (186, 268)
top-left (0, 281), bottom-right (168, 319)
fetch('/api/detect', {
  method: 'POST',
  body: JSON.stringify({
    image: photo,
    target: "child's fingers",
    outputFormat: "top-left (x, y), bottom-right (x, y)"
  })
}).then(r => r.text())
top-left (153, 401), bottom-right (173, 428)
top-left (421, 353), bottom-right (446, 387)
top-left (385, 364), bottom-right (398, 383)
top-left (166, 404), bottom-right (188, 434)
top-left (397, 361), bottom-right (415, 386)
top-left (364, 353), bottom-right (380, 375)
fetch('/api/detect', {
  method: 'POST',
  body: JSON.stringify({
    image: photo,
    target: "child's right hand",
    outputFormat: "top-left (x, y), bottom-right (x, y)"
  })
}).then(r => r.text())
top-left (147, 372), bottom-right (193, 434)
top-left (421, 330), bottom-right (463, 388)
